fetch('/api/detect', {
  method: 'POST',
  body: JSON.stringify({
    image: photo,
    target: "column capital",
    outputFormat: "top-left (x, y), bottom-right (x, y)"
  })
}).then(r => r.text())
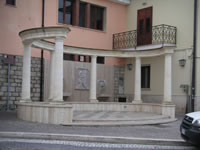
top-left (91, 55), bottom-right (97, 59)
top-left (23, 41), bottom-right (33, 47)
top-left (55, 36), bottom-right (66, 42)
top-left (165, 53), bottom-right (173, 56)
top-left (163, 48), bottom-right (174, 55)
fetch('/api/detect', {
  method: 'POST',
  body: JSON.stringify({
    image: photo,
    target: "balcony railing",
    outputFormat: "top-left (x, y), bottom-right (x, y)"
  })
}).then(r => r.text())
top-left (113, 24), bottom-right (177, 49)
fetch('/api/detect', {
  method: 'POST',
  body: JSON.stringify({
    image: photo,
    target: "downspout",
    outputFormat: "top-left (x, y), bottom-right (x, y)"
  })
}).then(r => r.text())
top-left (40, 0), bottom-right (45, 101)
top-left (191, 0), bottom-right (197, 112)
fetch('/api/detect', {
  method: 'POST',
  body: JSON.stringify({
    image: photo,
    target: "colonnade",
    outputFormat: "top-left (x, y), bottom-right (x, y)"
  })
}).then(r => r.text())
top-left (133, 55), bottom-right (172, 103)
top-left (20, 39), bottom-right (172, 104)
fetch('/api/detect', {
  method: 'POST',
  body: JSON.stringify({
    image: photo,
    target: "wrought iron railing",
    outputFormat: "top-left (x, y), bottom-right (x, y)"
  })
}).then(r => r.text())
top-left (113, 24), bottom-right (177, 49)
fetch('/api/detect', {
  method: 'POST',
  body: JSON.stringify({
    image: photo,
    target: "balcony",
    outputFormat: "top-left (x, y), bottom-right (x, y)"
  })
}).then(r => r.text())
top-left (113, 24), bottom-right (177, 50)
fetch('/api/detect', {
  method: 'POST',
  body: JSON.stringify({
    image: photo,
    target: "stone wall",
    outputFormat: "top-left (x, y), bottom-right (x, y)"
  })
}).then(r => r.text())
top-left (0, 54), bottom-right (42, 110)
top-left (44, 60), bottom-right (115, 102)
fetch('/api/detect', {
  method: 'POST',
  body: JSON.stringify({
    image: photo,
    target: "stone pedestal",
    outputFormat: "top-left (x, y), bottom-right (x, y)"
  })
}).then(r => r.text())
top-left (17, 102), bottom-right (73, 124)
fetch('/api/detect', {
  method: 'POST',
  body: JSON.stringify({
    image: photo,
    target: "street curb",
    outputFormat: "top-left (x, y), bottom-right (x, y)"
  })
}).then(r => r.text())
top-left (62, 118), bottom-right (178, 127)
top-left (0, 132), bottom-right (191, 146)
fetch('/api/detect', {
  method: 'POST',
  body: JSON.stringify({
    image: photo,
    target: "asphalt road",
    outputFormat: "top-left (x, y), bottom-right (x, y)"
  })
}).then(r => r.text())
top-left (0, 138), bottom-right (197, 150)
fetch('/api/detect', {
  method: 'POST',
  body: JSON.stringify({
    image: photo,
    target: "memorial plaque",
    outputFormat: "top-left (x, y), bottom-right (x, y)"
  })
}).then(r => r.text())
top-left (75, 68), bottom-right (90, 90)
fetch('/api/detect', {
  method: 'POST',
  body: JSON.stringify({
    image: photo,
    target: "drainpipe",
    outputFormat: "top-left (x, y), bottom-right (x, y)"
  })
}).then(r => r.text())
top-left (191, 0), bottom-right (197, 112)
top-left (40, 0), bottom-right (45, 102)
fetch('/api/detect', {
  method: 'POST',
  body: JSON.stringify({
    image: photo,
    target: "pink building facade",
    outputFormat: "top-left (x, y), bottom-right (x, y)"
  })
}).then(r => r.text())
top-left (0, 0), bottom-right (128, 109)
top-left (0, 0), bottom-right (127, 65)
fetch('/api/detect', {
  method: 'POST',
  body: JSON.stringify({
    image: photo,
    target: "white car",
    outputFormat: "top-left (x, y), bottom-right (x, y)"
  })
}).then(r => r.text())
top-left (180, 111), bottom-right (200, 146)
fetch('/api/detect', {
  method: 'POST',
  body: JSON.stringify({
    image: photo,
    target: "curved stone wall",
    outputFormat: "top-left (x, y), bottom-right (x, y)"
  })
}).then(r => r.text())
top-left (17, 102), bottom-right (73, 124)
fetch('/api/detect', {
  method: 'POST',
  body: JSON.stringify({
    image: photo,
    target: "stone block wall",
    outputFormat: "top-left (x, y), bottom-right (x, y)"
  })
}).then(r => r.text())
top-left (114, 66), bottom-right (125, 102)
top-left (113, 66), bottom-right (134, 102)
top-left (0, 54), bottom-right (42, 110)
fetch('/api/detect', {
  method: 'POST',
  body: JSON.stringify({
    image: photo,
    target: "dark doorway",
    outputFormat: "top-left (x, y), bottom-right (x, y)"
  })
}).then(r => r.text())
top-left (118, 97), bottom-right (126, 102)
top-left (137, 7), bottom-right (153, 46)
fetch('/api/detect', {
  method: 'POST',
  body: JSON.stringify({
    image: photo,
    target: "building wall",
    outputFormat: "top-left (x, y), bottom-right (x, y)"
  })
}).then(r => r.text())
top-left (0, 54), bottom-right (41, 110)
top-left (0, 0), bottom-right (43, 108)
top-left (45, 0), bottom-right (127, 50)
top-left (125, 0), bottom-right (194, 113)
top-left (0, 0), bottom-right (127, 105)
top-left (44, 60), bottom-right (120, 102)
top-left (45, 0), bottom-right (127, 65)
top-left (0, 0), bottom-right (127, 64)
top-left (0, 0), bottom-right (42, 57)
top-left (127, 0), bottom-right (194, 49)
top-left (195, 0), bottom-right (200, 111)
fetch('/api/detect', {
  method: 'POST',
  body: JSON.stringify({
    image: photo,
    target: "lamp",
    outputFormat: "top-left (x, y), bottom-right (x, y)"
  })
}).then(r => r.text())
top-left (179, 59), bottom-right (186, 67)
top-left (127, 64), bottom-right (133, 71)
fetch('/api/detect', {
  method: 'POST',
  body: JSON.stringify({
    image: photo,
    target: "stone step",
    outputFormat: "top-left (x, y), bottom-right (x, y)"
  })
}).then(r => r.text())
top-left (63, 118), bottom-right (177, 126)
top-left (67, 111), bottom-right (177, 126)
top-left (73, 115), bottom-right (169, 122)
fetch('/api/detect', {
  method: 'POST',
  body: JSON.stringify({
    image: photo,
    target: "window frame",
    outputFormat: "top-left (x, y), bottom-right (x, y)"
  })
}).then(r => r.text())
top-left (58, 0), bottom-right (105, 31)
top-left (141, 65), bottom-right (151, 89)
top-left (90, 4), bottom-right (104, 31)
top-left (63, 54), bottom-right (104, 64)
top-left (5, 0), bottom-right (16, 6)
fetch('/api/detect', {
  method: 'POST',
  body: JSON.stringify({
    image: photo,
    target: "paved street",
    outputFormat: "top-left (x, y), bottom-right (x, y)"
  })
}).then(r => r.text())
top-left (0, 111), bottom-right (198, 150)
top-left (0, 138), bottom-right (197, 150)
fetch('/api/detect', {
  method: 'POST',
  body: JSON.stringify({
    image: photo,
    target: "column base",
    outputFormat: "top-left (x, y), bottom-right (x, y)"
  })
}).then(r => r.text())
top-left (48, 98), bottom-right (54, 102)
top-left (162, 101), bottom-right (174, 105)
top-left (132, 100), bottom-right (142, 104)
top-left (51, 99), bottom-right (64, 102)
top-left (19, 99), bottom-right (31, 103)
top-left (90, 99), bottom-right (98, 103)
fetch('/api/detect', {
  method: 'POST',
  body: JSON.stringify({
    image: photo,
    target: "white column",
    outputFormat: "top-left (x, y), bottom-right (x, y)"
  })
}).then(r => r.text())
top-left (48, 51), bottom-right (56, 101)
top-left (52, 37), bottom-right (65, 101)
top-left (21, 42), bottom-right (32, 102)
top-left (133, 57), bottom-right (142, 103)
top-left (163, 54), bottom-right (172, 104)
top-left (89, 55), bottom-right (98, 102)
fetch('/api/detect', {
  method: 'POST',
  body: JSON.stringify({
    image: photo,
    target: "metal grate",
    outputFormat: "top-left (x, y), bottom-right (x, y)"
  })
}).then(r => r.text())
top-left (182, 115), bottom-right (194, 129)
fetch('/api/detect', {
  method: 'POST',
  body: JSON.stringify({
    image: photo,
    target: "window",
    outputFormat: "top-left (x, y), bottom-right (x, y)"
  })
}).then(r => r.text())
top-left (79, 2), bottom-right (86, 27)
top-left (79, 55), bottom-right (85, 62)
top-left (58, 0), bottom-right (75, 25)
top-left (90, 5), bottom-right (104, 30)
top-left (58, 0), bottom-right (105, 31)
top-left (97, 57), bottom-right (104, 64)
top-left (141, 65), bottom-right (150, 88)
top-left (63, 54), bottom-right (104, 64)
top-left (63, 54), bottom-right (74, 61)
top-left (65, 0), bottom-right (74, 25)
top-left (146, 18), bottom-right (150, 32)
top-left (6, 0), bottom-right (16, 6)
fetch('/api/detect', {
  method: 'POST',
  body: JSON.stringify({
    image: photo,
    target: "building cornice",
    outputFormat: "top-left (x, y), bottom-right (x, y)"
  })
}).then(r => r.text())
top-left (108, 0), bottom-right (131, 5)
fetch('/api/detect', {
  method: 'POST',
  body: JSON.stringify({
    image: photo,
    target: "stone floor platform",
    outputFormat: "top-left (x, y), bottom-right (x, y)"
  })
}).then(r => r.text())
top-left (64, 111), bottom-right (177, 126)
top-left (16, 102), bottom-right (176, 126)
